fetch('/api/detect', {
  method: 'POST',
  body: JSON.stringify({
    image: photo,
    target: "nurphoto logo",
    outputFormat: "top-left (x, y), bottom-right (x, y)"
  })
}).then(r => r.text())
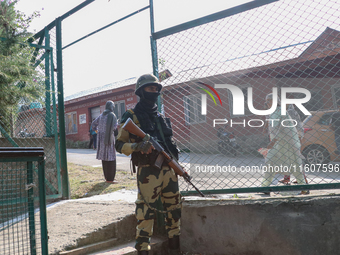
top-left (197, 82), bottom-right (223, 115)
top-left (198, 83), bottom-right (312, 128)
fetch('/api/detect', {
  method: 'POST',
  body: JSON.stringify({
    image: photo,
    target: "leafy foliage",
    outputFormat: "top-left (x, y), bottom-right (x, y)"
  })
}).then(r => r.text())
top-left (0, 0), bottom-right (43, 132)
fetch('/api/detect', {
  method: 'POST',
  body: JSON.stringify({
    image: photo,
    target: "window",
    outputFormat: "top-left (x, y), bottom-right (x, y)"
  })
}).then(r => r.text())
top-left (114, 100), bottom-right (126, 122)
top-left (183, 94), bottom-right (206, 125)
top-left (228, 86), bottom-right (252, 117)
top-left (65, 112), bottom-right (77, 134)
top-left (90, 107), bottom-right (100, 121)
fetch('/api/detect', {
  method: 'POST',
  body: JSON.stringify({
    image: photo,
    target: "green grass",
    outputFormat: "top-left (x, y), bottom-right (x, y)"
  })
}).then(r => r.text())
top-left (68, 163), bottom-right (136, 199)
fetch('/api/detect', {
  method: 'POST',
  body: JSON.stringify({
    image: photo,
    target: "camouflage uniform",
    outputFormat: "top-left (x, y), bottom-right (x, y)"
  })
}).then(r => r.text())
top-left (116, 110), bottom-right (181, 252)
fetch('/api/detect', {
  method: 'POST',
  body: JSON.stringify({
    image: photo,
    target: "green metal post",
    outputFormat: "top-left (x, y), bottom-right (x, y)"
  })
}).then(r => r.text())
top-left (38, 158), bottom-right (48, 255)
top-left (149, 0), bottom-right (158, 78)
top-left (152, 0), bottom-right (279, 40)
top-left (149, 0), bottom-right (161, 113)
top-left (50, 49), bottom-right (62, 195)
top-left (45, 29), bottom-right (51, 137)
top-left (56, 18), bottom-right (70, 199)
top-left (149, 0), bottom-right (165, 229)
top-left (34, 0), bottom-right (96, 40)
top-left (27, 161), bottom-right (37, 255)
top-left (30, 33), bottom-right (45, 64)
top-left (0, 124), bottom-right (18, 147)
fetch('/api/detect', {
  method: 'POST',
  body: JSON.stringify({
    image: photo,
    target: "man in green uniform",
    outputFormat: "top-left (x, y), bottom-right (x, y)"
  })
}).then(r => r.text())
top-left (115, 74), bottom-right (181, 255)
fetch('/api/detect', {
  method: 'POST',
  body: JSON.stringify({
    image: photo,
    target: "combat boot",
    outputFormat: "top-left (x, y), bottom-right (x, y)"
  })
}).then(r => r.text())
top-left (168, 235), bottom-right (180, 255)
top-left (137, 251), bottom-right (149, 255)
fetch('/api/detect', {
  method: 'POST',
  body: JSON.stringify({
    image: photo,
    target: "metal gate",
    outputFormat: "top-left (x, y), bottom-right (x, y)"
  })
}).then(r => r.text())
top-left (0, 148), bottom-right (48, 255)
top-left (151, 0), bottom-right (340, 195)
top-left (0, 36), bottom-right (62, 200)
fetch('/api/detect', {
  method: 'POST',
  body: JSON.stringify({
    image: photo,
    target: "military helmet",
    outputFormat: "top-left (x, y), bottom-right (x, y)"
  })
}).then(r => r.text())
top-left (135, 74), bottom-right (162, 96)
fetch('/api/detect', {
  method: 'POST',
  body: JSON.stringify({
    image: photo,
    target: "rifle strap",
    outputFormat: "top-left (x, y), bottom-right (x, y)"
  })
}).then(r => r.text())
top-left (130, 158), bottom-right (136, 174)
top-left (127, 109), bottom-right (139, 174)
top-left (155, 117), bottom-right (177, 161)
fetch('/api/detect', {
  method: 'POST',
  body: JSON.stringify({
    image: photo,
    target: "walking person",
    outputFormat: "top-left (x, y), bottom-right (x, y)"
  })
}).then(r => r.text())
top-left (92, 101), bottom-right (118, 183)
top-left (116, 74), bottom-right (181, 255)
top-left (279, 104), bottom-right (308, 184)
top-left (89, 119), bottom-right (97, 149)
top-left (261, 93), bottom-right (309, 195)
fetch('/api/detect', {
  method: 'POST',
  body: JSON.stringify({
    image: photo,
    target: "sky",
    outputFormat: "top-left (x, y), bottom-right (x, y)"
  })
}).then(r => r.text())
top-left (15, 0), bottom-right (252, 97)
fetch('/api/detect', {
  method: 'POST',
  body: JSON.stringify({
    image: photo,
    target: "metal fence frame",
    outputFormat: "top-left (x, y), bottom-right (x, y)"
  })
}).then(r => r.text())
top-left (31, 0), bottom-right (154, 199)
top-left (0, 36), bottom-right (62, 200)
top-left (0, 148), bottom-right (48, 255)
top-left (9, 0), bottom-right (338, 197)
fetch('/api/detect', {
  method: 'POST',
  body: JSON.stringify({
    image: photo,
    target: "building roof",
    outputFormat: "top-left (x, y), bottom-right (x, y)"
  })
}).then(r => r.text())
top-left (161, 41), bottom-right (313, 87)
top-left (160, 27), bottom-right (340, 89)
top-left (65, 27), bottom-right (340, 100)
top-left (64, 77), bottom-right (137, 102)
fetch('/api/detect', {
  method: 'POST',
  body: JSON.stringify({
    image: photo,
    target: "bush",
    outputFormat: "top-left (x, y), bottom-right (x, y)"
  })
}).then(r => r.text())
top-left (66, 139), bottom-right (90, 149)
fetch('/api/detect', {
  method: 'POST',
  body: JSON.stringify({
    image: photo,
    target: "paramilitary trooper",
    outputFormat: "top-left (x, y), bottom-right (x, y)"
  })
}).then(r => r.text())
top-left (115, 74), bottom-right (181, 255)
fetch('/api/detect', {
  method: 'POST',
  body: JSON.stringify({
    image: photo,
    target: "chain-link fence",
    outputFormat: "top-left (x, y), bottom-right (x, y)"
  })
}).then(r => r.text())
top-left (0, 148), bottom-right (48, 255)
top-left (3, 0), bottom-right (340, 199)
top-left (0, 33), bottom-right (61, 199)
top-left (153, 0), bottom-right (340, 195)
top-left (1, 1), bottom-right (154, 201)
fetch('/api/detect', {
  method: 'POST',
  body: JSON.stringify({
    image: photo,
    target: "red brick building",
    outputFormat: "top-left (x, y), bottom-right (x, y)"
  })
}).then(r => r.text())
top-left (64, 28), bottom-right (340, 152)
top-left (160, 27), bottom-right (340, 152)
top-left (64, 71), bottom-right (172, 143)
top-left (64, 80), bottom-right (137, 142)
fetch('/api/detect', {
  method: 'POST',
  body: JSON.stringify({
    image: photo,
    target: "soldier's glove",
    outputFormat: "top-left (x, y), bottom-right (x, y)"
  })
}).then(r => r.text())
top-left (131, 134), bottom-right (152, 153)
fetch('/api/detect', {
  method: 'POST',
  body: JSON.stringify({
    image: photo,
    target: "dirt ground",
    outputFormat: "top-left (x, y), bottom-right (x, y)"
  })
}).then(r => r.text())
top-left (46, 191), bottom-right (136, 254)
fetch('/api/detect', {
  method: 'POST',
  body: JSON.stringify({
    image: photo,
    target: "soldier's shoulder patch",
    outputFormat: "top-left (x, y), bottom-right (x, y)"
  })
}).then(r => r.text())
top-left (120, 110), bottom-right (134, 123)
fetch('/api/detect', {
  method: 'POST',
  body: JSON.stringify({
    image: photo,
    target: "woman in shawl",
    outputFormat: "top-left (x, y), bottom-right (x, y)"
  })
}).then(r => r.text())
top-left (261, 93), bottom-right (309, 195)
top-left (91, 101), bottom-right (118, 183)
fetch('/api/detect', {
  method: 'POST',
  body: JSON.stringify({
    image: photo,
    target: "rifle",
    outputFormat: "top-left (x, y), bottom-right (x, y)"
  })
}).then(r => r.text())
top-left (122, 117), bottom-right (205, 197)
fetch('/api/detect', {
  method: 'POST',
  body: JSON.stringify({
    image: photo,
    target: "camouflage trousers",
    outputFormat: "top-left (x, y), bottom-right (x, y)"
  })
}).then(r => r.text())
top-left (135, 165), bottom-right (181, 251)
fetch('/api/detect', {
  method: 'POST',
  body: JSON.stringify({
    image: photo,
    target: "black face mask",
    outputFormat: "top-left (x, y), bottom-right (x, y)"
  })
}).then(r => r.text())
top-left (142, 91), bottom-right (160, 104)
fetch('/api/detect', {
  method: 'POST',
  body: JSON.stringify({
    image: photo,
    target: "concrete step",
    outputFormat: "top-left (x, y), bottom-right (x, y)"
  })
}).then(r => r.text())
top-left (89, 236), bottom-right (167, 255)
top-left (59, 238), bottom-right (120, 255)
top-left (56, 213), bottom-right (136, 255)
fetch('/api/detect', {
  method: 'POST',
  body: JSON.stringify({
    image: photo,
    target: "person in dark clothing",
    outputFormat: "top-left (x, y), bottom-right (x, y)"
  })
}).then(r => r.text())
top-left (92, 101), bottom-right (118, 182)
top-left (331, 112), bottom-right (340, 155)
top-left (89, 122), bottom-right (93, 149)
top-left (89, 119), bottom-right (97, 149)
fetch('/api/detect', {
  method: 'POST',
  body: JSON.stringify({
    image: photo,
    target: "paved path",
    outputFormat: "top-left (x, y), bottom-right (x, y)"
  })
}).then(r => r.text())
top-left (67, 149), bottom-right (340, 189)
top-left (67, 148), bottom-right (131, 169)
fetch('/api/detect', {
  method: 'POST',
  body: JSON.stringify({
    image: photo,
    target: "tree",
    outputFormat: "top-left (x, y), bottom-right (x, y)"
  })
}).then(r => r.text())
top-left (0, 0), bottom-right (43, 134)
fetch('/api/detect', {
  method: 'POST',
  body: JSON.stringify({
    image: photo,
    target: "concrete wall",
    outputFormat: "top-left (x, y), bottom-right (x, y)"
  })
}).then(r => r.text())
top-left (181, 196), bottom-right (340, 255)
